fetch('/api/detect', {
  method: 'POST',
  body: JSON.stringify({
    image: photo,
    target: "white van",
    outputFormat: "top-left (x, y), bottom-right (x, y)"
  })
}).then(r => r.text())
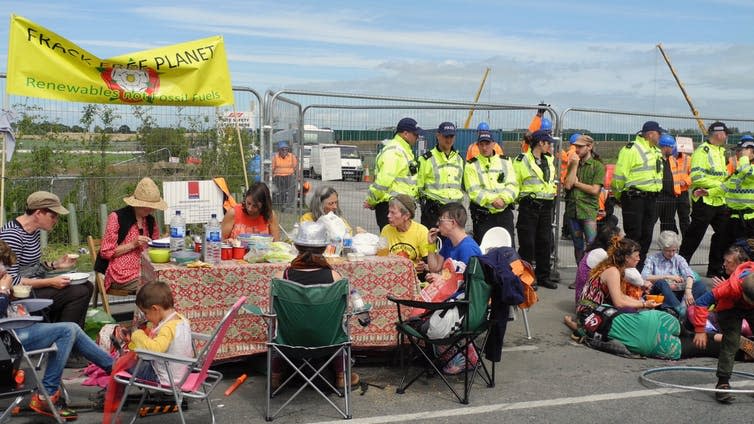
top-left (310, 144), bottom-right (364, 181)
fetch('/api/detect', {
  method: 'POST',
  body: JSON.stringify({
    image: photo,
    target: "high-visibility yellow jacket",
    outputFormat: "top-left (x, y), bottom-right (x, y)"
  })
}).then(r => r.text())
top-left (611, 135), bottom-right (663, 200)
top-left (366, 134), bottom-right (417, 206)
top-left (417, 146), bottom-right (464, 203)
top-left (463, 154), bottom-right (518, 213)
top-left (689, 141), bottom-right (727, 206)
top-left (465, 142), bottom-right (503, 161)
top-left (669, 153), bottom-right (691, 196)
top-left (724, 155), bottom-right (754, 219)
top-left (513, 151), bottom-right (556, 200)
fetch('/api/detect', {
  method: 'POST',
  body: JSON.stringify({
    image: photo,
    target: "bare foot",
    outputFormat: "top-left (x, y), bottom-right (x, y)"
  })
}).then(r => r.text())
top-left (563, 315), bottom-right (579, 331)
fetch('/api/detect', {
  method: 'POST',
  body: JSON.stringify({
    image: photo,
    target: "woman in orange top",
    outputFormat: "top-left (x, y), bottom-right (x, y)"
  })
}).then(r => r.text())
top-left (221, 182), bottom-right (280, 240)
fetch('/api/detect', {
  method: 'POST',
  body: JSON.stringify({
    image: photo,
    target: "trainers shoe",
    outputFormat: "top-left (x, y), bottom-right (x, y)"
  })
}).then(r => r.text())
top-left (29, 391), bottom-right (78, 421)
top-left (443, 353), bottom-right (466, 375)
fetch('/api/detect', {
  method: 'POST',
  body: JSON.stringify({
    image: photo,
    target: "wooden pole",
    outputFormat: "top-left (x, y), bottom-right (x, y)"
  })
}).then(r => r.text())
top-left (463, 67), bottom-right (491, 129)
top-left (656, 43), bottom-right (707, 136)
top-left (232, 104), bottom-right (250, 188)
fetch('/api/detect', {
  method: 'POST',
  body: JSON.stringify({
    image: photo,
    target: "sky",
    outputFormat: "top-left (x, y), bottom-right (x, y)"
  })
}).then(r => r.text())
top-left (1, 0), bottom-right (753, 123)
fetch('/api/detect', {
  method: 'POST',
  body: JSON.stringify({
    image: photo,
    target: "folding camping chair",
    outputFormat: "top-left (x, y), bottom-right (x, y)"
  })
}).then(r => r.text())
top-left (0, 298), bottom-right (65, 424)
top-left (388, 257), bottom-right (495, 404)
top-left (88, 235), bottom-right (136, 316)
top-left (112, 296), bottom-right (247, 424)
top-left (245, 278), bottom-right (354, 421)
top-left (479, 227), bottom-right (532, 340)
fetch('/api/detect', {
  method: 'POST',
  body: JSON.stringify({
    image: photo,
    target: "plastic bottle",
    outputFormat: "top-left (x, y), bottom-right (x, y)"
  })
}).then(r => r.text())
top-left (290, 223), bottom-right (300, 243)
top-left (349, 288), bottom-right (371, 327)
top-left (205, 213), bottom-right (222, 265)
top-left (169, 211), bottom-right (186, 252)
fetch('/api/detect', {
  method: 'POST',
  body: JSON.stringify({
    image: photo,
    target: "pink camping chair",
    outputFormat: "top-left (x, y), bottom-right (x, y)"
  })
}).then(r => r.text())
top-left (111, 296), bottom-right (247, 424)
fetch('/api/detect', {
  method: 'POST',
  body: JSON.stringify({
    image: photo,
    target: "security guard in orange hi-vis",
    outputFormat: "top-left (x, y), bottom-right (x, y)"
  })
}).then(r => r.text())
top-left (465, 122), bottom-right (502, 161)
top-left (520, 102), bottom-right (550, 154)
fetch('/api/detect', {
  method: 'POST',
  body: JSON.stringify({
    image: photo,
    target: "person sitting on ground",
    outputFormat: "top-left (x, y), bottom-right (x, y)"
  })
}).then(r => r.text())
top-left (99, 177), bottom-right (166, 292)
top-left (270, 221), bottom-right (359, 389)
top-left (300, 185), bottom-right (354, 235)
top-left (221, 182), bottom-right (280, 241)
top-left (690, 262), bottom-right (754, 403)
top-left (569, 223), bottom-right (621, 299)
top-left (0, 240), bottom-right (113, 420)
top-left (380, 195), bottom-right (430, 276)
top-left (641, 231), bottom-right (708, 317)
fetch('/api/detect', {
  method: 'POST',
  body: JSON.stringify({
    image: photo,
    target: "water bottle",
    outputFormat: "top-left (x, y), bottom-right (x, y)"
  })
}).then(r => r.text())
top-left (290, 223), bottom-right (300, 243)
top-left (169, 211), bottom-right (185, 252)
top-left (349, 288), bottom-right (371, 327)
top-left (205, 213), bottom-right (222, 265)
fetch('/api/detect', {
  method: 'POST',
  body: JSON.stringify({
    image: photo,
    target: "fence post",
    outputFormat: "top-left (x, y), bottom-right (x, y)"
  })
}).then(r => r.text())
top-left (67, 203), bottom-right (79, 247)
top-left (99, 204), bottom-right (109, 238)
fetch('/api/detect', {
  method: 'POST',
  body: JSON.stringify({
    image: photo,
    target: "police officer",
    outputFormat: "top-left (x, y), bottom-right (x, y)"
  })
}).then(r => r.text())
top-left (364, 117), bottom-right (421, 230)
top-left (463, 131), bottom-right (519, 244)
top-left (514, 130), bottom-right (557, 289)
top-left (725, 138), bottom-right (754, 244)
top-left (417, 122), bottom-right (465, 229)
top-left (611, 121), bottom-right (664, 270)
top-left (679, 121), bottom-right (730, 278)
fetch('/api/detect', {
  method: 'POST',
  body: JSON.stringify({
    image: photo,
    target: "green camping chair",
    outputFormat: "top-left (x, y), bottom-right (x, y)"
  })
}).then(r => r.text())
top-left (387, 257), bottom-right (495, 404)
top-left (245, 278), bottom-right (353, 421)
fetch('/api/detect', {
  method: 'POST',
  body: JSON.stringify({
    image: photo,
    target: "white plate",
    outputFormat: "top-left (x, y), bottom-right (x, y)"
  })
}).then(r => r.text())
top-left (60, 272), bottom-right (91, 285)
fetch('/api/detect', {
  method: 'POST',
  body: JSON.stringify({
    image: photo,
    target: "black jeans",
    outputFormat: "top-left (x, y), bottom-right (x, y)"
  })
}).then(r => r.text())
top-left (619, 192), bottom-right (658, 270)
top-left (33, 281), bottom-right (94, 329)
top-left (470, 203), bottom-right (515, 249)
top-left (516, 198), bottom-right (553, 283)
top-left (679, 200), bottom-right (729, 277)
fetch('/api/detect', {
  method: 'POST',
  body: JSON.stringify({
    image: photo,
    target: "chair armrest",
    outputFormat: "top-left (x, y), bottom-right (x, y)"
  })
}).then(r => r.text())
top-left (0, 316), bottom-right (42, 330)
top-left (387, 296), bottom-right (468, 311)
top-left (133, 348), bottom-right (197, 365)
top-left (12, 298), bottom-right (52, 313)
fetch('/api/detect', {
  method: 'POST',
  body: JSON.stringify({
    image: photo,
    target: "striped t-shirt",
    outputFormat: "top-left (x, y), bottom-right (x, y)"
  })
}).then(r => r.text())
top-left (0, 219), bottom-right (42, 285)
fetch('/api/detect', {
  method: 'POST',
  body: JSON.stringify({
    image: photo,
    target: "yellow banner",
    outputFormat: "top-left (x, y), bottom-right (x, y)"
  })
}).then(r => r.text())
top-left (6, 15), bottom-right (234, 106)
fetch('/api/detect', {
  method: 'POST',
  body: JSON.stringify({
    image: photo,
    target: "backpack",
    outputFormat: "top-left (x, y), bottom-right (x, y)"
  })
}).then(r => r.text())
top-left (94, 207), bottom-right (156, 275)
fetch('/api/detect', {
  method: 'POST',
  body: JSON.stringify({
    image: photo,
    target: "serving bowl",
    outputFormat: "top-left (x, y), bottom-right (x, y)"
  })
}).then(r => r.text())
top-left (148, 248), bottom-right (171, 263)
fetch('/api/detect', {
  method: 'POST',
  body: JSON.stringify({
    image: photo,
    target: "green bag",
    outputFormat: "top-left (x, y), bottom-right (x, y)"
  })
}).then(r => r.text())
top-left (84, 307), bottom-right (116, 340)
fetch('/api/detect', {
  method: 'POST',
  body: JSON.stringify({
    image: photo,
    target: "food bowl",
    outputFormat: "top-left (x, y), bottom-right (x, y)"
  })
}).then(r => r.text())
top-left (232, 246), bottom-right (246, 259)
top-left (171, 250), bottom-right (201, 265)
top-left (645, 294), bottom-right (664, 304)
top-left (148, 248), bottom-right (171, 263)
top-left (12, 285), bottom-right (31, 298)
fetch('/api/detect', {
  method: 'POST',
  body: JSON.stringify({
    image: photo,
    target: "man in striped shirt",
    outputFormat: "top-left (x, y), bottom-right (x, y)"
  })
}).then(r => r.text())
top-left (0, 191), bottom-right (92, 332)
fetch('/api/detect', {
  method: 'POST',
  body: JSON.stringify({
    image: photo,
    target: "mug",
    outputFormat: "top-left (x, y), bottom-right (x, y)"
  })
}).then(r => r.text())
top-left (221, 246), bottom-right (232, 260)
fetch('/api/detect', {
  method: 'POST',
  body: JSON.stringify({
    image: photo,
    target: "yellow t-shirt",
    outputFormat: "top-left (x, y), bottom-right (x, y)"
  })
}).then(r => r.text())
top-left (380, 221), bottom-right (429, 263)
top-left (299, 212), bottom-right (353, 236)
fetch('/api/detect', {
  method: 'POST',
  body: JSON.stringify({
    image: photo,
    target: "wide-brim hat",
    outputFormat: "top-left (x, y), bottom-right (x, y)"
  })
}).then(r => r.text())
top-left (123, 177), bottom-right (167, 210)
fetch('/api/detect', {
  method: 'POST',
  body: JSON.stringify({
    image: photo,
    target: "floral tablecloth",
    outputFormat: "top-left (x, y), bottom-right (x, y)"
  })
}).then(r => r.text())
top-left (141, 256), bottom-right (418, 360)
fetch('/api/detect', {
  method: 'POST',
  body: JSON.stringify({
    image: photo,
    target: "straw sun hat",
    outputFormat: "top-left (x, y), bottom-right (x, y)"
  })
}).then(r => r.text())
top-left (123, 177), bottom-right (167, 210)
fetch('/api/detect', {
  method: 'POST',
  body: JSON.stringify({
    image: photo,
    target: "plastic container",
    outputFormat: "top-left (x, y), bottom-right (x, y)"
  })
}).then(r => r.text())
top-left (148, 248), bottom-right (171, 263)
top-left (349, 288), bottom-right (371, 327)
top-left (232, 246), bottom-right (246, 259)
top-left (205, 213), bottom-right (222, 265)
top-left (171, 251), bottom-right (201, 265)
top-left (221, 244), bottom-right (232, 260)
top-left (169, 211), bottom-right (185, 252)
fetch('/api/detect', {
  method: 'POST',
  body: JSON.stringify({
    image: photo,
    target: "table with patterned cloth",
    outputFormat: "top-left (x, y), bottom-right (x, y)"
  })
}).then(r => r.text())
top-left (141, 255), bottom-right (419, 361)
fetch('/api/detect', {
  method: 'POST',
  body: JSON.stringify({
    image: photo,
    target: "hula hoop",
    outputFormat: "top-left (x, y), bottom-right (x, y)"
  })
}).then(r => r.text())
top-left (640, 366), bottom-right (754, 394)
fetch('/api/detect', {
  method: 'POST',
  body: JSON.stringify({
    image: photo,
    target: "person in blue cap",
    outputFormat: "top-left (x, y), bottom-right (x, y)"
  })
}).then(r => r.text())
top-left (272, 140), bottom-right (298, 209)
top-left (656, 133), bottom-right (691, 235)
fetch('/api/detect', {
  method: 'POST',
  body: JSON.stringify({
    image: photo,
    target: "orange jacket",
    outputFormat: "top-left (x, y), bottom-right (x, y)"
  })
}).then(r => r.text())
top-left (465, 142), bottom-right (503, 161)
top-left (520, 115), bottom-right (542, 154)
top-left (668, 153), bottom-right (691, 195)
top-left (559, 145), bottom-right (576, 184)
top-left (728, 156), bottom-right (737, 175)
top-left (272, 153), bottom-right (297, 177)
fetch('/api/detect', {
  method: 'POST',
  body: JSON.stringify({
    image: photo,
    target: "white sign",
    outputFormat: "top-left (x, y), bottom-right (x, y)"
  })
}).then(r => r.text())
top-left (219, 111), bottom-right (256, 129)
top-left (321, 148), bottom-right (342, 181)
top-left (676, 136), bottom-right (694, 154)
top-left (162, 180), bottom-right (225, 225)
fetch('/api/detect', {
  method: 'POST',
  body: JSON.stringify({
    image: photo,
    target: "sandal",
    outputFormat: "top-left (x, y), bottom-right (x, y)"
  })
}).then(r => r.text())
top-left (715, 383), bottom-right (735, 404)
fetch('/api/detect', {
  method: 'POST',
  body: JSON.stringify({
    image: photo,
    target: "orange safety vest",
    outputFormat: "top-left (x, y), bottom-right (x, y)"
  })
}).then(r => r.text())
top-left (669, 153), bottom-right (691, 196)
top-left (465, 142), bottom-right (503, 161)
top-left (727, 156), bottom-right (737, 176)
top-left (597, 189), bottom-right (608, 222)
top-left (272, 153), bottom-right (297, 177)
top-left (559, 145), bottom-right (576, 184)
top-left (521, 115), bottom-right (543, 153)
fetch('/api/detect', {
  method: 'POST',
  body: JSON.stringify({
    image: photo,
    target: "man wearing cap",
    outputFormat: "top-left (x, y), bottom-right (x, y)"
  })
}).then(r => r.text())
top-left (679, 122), bottom-right (731, 278)
top-left (272, 140), bottom-right (298, 210)
top-left (728, 135), bottom-right (754, 175)
top-left (656, 133), bottom-right (691, 234)
top-left (365, 117), bottom-right (421, 230)
top-left (465, 122), bottom-right (503, 161)
top-left (563, 134), bottom-right (605, 266)
top-left (514, 130), bottom-right (557, 289)
top-left (724, 138), bottom-right (754, 244)
top-left (464, 131), bottom-right (519, 245)
top-left (0, 192), bottom-right (92, 331)
top-left (611, 121), bottom-right (664, 270)
top-left (417, 122), bottom-right (465, 229)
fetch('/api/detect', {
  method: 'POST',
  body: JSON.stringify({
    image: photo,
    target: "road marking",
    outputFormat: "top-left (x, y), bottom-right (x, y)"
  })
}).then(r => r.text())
top-left (313, 381), bottom-right (754, 424)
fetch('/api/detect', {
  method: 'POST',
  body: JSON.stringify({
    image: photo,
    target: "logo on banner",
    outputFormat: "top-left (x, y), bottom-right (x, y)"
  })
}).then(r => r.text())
top-left (100, 67), bottom-right (161, 103)
top-left (188, 181), bottom-right (200, 200)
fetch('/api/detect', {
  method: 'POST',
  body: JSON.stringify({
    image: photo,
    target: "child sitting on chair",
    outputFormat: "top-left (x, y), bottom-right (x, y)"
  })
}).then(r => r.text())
top-left (124, 281), bottom-right (193, 385)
